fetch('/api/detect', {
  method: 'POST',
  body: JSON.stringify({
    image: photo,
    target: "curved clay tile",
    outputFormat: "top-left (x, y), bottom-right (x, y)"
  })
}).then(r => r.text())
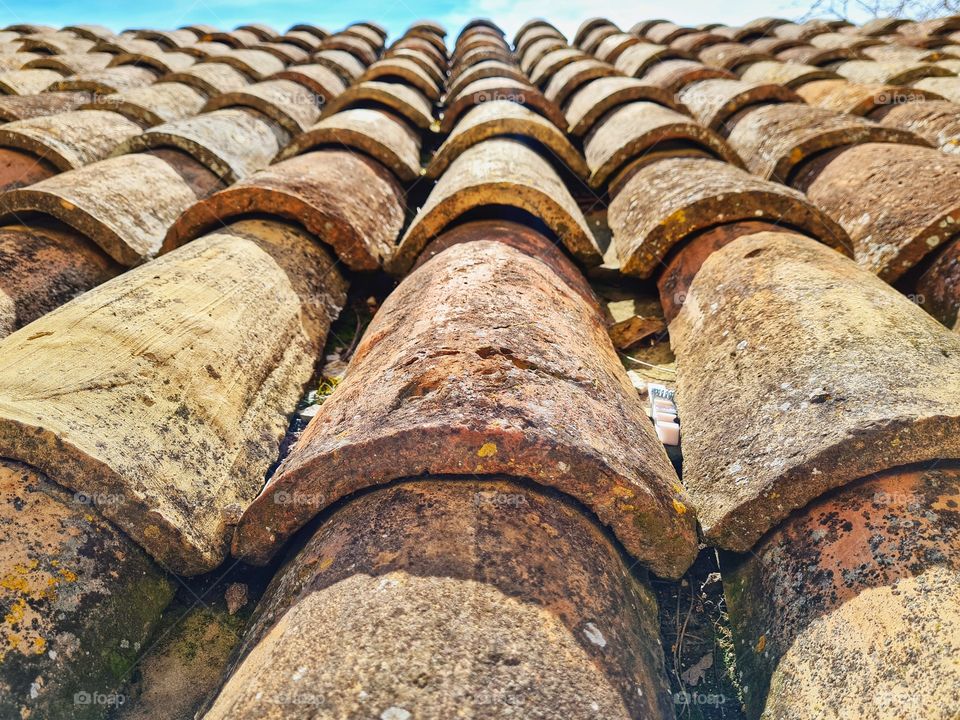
top-left (801, 142), bottom-right (960, 280)
top-left (427, 100), bottom-right (588, 179)
top-left (135, 28), bottom-right (199, 48)
top-left (796, 78), bottom-right (943, 115)
top-left (575, 18), bottom-right (616, 46)
top-left (0, 153), bottom-right (197, 265)
top-left (312, 48), bottom-right (367, 82)
top-left (515, 25), bottom-right (564, 57)
top-left (529, 47), bottom-right (588, 86)
top-left (639, 59), bottom-right (735, 92)
top-left (631, 19), bottom-right (669, 36)
top-left (809, 31), bottom-right (881, 50)
top-left (253, 41), bottom-right (309, 64)
top-left (584, 101), bottom-right (744, 188)
top-left (164, 150), bottom-right (404, 270)
top-left (901, 15), bottom-right (960, 36)
top-left (446, 59), bottom-right (526, 98)
top-left (0, 217), bottom-right (347, 575)
top-left (271, 63), bottom-right (346, 103)
top-left (914, 234), bottom-right (960, 327)
top-left (383, 48), bottom-right (444, 85)
top-left (833, 59), bottom-right (954, 84)
top-left (698, 42), bottom-right (772, 70)
top-left (671, 230), bottom-right (960, 550)
top-left (2, 23), bottom-right (53, 33)
top-left (673, 32), bottom-right (728, 54)
top-left (62, 24), bottom-right (116, 41)
top-left (362, 57), bottom-right (441, 100)
top-left (0, 223), bottom-right (120, 338)
top-left (749, 36), bottom-right (805, 53)
top-left (318, 34), bottom-right (379, 66)
top-left (608, 156), bottom-right (850, 278)
top-left (520, 37), bottom-right (567, 74)
top-left (739, 59), bottom-right (840, 87)
top-left (776, 44), bottom-right (862, 65)
top-left (340, 25), bottom-right (383, 50)
top-left (233, 232), bottom-right (696, 579)
top-left (440, 77), bottom-right (565, 132)
top-left (615, 43), bottom-right (693, 77)
top-left (324, 80), bottom-right (434, 130)
top-left (461, 18), bottom-right (504, 37)
top-left (389, 36), bottom-right (446, 66)
top-left (0, 69), bottom-right (64, 95)
top-left (450, 44), bottom-right (513, 70)
top-left (84, 83), bottom-right (206, 125)
top-left (774, 20), bottom-right (833, 41)
top-left (593, 32), bottom-right (642, 63)
top-left (48, 66), bottom-right (158, 94)
top-left (108, 50), bottom-right (196, 74)
top-left (24, 52), bottom-right (112, 74)
top-left (914, 75), bottom-right (960, 103)
top-left (580, 25), bottom-right (619, 54)
top-left (204, 49), bottom-right (285, 80)
top-left (453, 34), bottom-right (508, 62)
top-left (203, 79), bottom-right (322, 134)
top-left (236, 23), bottom-right (277, 41)
top-left (863, 44), bottom-right (955, 62)
top-left (278, 108), bottom-right (421, 181)
top-left (565, 76), bottom-right (688, 136)
top-left (725, 102), bottom-right (927, 180)
top-left (275, 30), bottom-right (321, 53)
top-left (0, 91), bottom-right (91, 122)
top-left (205, 29), bottom-right (261, 48)
top-left (116, 108), bottom-right (287, 183)
top-left (859, 16), bottom-right (910, 35)
top-left (407, 19), bottom-right (447, 37)
top-left (287, 23), bottom-right (329, 40)
top-left (0, 110), bottom-right (142, 170)
top-left (543, 57), bottom-right (618, 107)
top-left (391, 138), bottom-right (600, 274)
top-left (876, 99), bottom-right (960, 153)
top-left (163, 62), bottom-right (250, 95)
top-left (0, 53), bottom-right (42, 72)
top-left (646, 22), bottom-right (696, 45)
top-left (93, 37), bottom-right (166, 55)
top-left (173, 42), bottom-right (231, 62)
top-left (19, 35), bottom-right (95, 54)
top-left (678, 78), bottom-right (802, 131)
top-left (514, 18), bottom-right (559, 46)
top-left (178, 23), bottom-right (219, 37)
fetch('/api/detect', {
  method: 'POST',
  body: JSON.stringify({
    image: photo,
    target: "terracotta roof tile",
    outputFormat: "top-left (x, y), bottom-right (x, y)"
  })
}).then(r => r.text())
top-left (583, 100), bottom-right (743, 188)
top-left (234, 230), bottom-right (695, 577)
top-left (115, 107), bottom-right (287, 182)
top-left (0, 89), bottom-right (90, 121)
top-left (280, 107), bottom-right (422, 181)
top-left (564, 75), bottom-right (687, 136)
top-left (82, 82), bottom-right (207, 125)
top-left (393, 138), bottom-right (599, 272)
top-left (671, 231), bottom-right (960, 548)
top-left (0, 109), bottom-right (143, 171)
top-left (165, 150), bottom-right (405, 269)
top-left (0, 152), bottom-right (198, 264)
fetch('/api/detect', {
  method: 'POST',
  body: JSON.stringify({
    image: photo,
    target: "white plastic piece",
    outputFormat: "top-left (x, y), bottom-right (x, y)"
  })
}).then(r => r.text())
top-left (656, 421), bottom-right (680, 446)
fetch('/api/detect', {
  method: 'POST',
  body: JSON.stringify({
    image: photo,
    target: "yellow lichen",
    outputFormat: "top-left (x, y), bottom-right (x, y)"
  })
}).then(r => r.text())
top-left (477, 442), bottom-right (498, 458)
top-left (672, 499), bottom-right (687, 515)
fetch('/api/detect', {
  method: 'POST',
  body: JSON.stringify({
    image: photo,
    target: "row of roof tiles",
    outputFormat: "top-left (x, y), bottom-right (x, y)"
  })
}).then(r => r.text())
top-left (0, 14), bottom-right (958, 720)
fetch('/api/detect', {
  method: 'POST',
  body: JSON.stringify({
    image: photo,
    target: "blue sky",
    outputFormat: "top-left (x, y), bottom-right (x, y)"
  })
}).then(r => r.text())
top-left (0, 0), bottom-right (875, 39)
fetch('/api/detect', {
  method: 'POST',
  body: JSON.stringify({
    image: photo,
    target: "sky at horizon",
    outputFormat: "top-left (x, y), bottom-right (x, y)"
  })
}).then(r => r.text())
top-left (0, 0), bottom-right (883, 41)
